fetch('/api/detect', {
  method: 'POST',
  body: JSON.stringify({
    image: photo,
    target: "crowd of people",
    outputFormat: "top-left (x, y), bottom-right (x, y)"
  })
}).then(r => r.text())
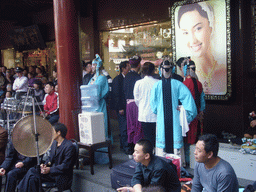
top-left (110, 55), bottom-right (204, 167)
top-left (0, 65), bottom-right (59, 125)
top-left (0, 63), bottom-right (73, 191)
top-left (100, 54), bottom-right (253, 191)
top-left (0, 50), bottom-right (252, 191)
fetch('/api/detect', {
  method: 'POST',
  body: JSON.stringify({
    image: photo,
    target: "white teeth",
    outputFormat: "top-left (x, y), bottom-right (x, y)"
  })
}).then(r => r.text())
top-left (190, 44), bottom-right (202, 52)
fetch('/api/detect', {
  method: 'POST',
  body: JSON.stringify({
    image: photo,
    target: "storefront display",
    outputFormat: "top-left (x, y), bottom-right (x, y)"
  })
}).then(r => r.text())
top-left (101, 21), bottom-right (172, 78)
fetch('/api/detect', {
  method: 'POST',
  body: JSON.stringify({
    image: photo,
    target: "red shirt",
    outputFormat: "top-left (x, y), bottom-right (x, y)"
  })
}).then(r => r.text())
top-left (44, 91), bottom-right (59, 115)
top-left (183, 77), bottom-right (203, 100)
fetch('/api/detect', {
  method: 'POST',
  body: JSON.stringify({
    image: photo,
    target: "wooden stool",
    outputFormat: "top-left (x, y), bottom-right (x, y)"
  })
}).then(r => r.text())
top-left (78, 140), bottom-right (113, 175)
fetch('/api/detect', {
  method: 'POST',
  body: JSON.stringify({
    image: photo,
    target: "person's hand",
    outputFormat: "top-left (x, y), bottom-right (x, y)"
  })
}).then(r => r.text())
top-left (250, 120), bottom-right (256, 128)
top-left (177, 106), bottom-right (181, 111)
top-left (40, 112), bottom-right (44, 117)
top-left (41, 166), bottom-right (50, 174)
top-left (119, 110), bottom-right (124, 115)
top-left (117, 187), bottom-right (134, 192)
top-left (250, 111), bottom-right (256, 117)
top-left (0, 168), bottom-right (6, 176)
top-left (40, 112), bottom-right (48, 118)
top-left (15, 162), bottom-right (24, 168)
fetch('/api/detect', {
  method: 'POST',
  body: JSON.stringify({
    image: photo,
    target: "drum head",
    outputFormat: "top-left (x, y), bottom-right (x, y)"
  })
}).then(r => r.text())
top-left (11, 115), bottom-right (54, 157)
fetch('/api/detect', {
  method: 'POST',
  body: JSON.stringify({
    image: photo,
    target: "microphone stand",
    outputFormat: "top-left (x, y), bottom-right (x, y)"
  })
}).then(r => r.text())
top-left (24, 88), bottom-right (43, 192)
top-left (6, 107), bottom-right (11, 151)
top-left (32, 94), bottom-right (43, 192)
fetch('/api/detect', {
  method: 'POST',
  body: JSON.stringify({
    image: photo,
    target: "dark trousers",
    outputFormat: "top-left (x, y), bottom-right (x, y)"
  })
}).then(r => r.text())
top-left (5, 167), bottom-right (28, 192)
top-left (17, 167), bottom-right (54, 192)
top-left (47, 114), bottom-right (59, 125)
top-left (117, 112), bottom-right (128, 151)
top-left (141, 122), bottom-right (156, 147)
top-left (17, 167), bottom-right (72, 192)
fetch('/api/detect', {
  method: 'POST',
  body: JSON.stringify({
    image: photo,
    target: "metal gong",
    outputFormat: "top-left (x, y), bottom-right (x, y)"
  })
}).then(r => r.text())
top-left (11, 115), bottom-right (55, 157)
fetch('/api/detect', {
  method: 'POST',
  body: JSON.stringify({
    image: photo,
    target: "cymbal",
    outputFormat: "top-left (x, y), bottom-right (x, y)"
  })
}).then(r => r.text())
top-left (11, 115), bottom-right (54, 157)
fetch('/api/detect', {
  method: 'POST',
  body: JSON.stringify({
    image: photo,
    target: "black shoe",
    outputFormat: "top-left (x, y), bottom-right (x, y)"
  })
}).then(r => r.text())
top-left (124, 149), bottom-right (130, 155)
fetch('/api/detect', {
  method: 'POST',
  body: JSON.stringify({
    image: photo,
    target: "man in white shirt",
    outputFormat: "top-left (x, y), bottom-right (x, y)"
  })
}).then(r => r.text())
top-left (134, 62), bottom-right (159, 147)
top-left (12, 67), bottom-right (28, 100)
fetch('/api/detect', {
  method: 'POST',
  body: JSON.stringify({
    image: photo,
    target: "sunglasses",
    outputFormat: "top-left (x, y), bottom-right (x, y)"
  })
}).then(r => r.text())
top-left (187, 67), bottom-right (196, 71)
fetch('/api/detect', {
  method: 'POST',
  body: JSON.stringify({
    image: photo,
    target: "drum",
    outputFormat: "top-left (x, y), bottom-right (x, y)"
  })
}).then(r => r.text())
top-left (18, 96), bottom-right (34, 112)
top-left (1, 97), bottom-right (18, 112)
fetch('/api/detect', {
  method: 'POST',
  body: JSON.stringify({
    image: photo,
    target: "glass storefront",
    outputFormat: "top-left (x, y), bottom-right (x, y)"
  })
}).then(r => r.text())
top-left (101, 21), bottom-right (172, 78)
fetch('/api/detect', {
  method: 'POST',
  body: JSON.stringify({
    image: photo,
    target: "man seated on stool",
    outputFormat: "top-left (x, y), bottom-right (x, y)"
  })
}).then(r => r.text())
top-left (117, 139), bottom-right (181, 192)
top-left (0, 141), bottom-right (36, 192)
top-left (17, 123), bottom-right (76, 192)
top-left (192, 134), bottom-right (239, 192)
top-left (41, 82), bottom-right (59, 124)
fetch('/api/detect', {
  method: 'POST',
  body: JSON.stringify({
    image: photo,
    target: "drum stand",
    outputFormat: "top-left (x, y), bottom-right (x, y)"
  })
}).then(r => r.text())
top-left (1, 98), bottom-right (18, 152)
top-left (3, 107), bottom-right (12, 153)
top-left (6, 109), bottom-right (11, 142)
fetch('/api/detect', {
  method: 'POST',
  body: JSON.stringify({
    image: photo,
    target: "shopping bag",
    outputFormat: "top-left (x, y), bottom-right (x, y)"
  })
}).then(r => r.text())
top-left (165, 154), bottom-right (181, 178)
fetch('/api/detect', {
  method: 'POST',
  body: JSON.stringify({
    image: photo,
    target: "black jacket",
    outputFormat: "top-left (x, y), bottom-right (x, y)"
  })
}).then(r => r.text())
top-left (111, 73), bottom-right (126, 111)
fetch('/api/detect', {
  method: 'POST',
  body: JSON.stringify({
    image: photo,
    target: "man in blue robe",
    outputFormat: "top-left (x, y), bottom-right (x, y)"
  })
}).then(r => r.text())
top-left (150, 57), bottom-right (197, 154)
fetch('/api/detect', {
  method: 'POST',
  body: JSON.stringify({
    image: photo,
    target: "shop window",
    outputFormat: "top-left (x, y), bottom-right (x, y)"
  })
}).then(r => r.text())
top-left (101, 21), bottom-right (172, 78)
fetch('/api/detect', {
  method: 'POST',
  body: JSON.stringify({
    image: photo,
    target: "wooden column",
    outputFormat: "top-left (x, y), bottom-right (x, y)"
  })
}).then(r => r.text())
top-left (53, 0), bottom-right (81, 140)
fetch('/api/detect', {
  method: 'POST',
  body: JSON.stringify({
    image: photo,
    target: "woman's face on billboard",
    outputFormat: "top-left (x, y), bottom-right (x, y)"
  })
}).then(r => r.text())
top-left (179, 9), bottom-right (212, 58)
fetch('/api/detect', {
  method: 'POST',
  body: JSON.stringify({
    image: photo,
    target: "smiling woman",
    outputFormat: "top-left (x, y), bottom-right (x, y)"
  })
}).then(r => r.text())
top-left (175, 1), bottom-right (227, 96)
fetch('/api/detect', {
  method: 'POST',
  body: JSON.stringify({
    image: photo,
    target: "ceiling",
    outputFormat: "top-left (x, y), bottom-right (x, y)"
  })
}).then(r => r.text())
top-left (0, 0), bottom-right (53, 26)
